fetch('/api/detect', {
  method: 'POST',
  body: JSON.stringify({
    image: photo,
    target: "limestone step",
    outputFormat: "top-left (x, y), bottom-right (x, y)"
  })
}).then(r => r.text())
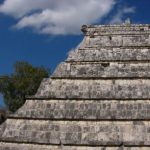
top-left (67, 48), bottom-right (150, 62)
top-left (52, 62), bottom-right (150, 78)
top-left (85, 24), bottom-right (150, 36)
top-left (1, 119), bottom-right (150, 146)
top-left (1, 142), bottom-right (149, 150)
top-left (83, 34), bottom-right (150, 47)
top-left (35, 79), bottom-right (150, 99)
top-left (9, 100), bottom-right (150, 120)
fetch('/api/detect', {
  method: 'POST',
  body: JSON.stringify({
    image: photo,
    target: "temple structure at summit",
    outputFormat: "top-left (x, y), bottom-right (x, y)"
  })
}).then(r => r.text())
top-left (0, 22), bottom-right (150, 149)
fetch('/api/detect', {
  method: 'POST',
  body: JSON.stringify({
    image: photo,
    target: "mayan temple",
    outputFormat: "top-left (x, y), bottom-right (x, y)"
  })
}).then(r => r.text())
top-left (1, 21), bottom-right (150, 150)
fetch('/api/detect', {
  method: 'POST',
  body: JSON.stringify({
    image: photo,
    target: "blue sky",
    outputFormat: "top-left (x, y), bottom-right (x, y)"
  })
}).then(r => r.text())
top-left (0, 0), bottom-right (150, 107)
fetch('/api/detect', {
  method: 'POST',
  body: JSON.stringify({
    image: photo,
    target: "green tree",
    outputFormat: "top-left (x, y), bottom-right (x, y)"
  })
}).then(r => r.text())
top-left (0, 61), bottom-right (49, 112)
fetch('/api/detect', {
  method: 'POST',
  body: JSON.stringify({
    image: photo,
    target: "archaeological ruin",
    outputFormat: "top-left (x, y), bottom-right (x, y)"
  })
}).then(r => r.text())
top-left (0, 22), bottom-right (150, 149)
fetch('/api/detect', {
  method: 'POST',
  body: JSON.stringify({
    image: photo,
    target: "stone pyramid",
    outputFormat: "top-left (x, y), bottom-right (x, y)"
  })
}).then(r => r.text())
top-left (1, 23), bottom-right (150, 150)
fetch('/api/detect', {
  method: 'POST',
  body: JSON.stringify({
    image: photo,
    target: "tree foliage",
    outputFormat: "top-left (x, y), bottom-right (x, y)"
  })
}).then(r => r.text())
top-left (0, 108), bottom-right (9, 124)
top-left (0, 61), bottom-right (49, 112)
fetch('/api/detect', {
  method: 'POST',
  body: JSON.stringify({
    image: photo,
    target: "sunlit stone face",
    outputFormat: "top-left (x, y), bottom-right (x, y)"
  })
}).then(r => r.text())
top-left (1, 24), bottom-right (150, 149)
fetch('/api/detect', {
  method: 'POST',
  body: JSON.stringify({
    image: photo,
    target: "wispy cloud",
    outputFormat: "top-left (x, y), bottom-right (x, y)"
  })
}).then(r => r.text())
top-left (0, 0), bottom-right (115, 35)
top-left (109, 6), bottom-right (135, 24)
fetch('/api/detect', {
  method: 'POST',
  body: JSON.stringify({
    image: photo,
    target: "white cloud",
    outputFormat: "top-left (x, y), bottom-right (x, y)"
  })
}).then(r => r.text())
top-left (109, 6), bottom-right (135, 24)
top-left (0, 0), bottom-right (115, 35)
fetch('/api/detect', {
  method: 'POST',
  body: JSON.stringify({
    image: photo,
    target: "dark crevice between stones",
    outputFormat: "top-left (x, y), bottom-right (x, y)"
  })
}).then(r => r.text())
top-left (0, 140), bottom-right (150, 147)
top-left (25, 97), bottom-right (150, 101)
top-left (65, 60), bottom-right (150, 63)
top-left (101, 63), bottom-right (110, 68)
top-left (7, 117), bottom-right (150, 121)
top-left (90, 33), bottom-right (95, 38)
top-left (109, 36), bottom-right (112, 40)
top-left (51, 77), bottom-right (150, 80)
top-left (140, 28), bottom-right (144, 31)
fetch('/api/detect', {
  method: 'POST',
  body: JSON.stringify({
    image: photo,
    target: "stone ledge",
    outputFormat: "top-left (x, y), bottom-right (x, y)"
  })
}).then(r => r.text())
top-left (82, 24), bottom-right (150, 36)
top-left (1, 119), bottom-right (150, 146)
top-left (9, 100), bottom-right (150, 120)
top-left (35, 79), bottom-right (150, 99)
top-left (67, 48), bottom-right (150, 62)
top-left (52, 62), bottom-right (150, 78)
top-left (1, 142), bottom-right (150, 150)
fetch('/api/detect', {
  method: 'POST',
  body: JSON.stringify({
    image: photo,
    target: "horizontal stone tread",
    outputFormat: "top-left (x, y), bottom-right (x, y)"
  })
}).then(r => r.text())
top-left (85, 24), bottom-right (150, 35)
top-left (84, 46), bottom-right (150, 48)
top-left (52, 62), bottom-right (150, 78)
top-left (9, 100), bottom-right (150, 120)
top-left (86, 32), bottom-right (150, 36)
top-left (1, 142), bottom-right (150, 150)
top-left (1, 119), bottom-right (150, 146)
top-left (67, 48), bottom-right (150, 62)
top-left (35, 79), bottom-right (150, 99)
top-left (78, 47), bottom-right (150, 50)
top-left (86, 25), bottom-right (150, 30)
top-left (81, 34), bottom-right (150, 47)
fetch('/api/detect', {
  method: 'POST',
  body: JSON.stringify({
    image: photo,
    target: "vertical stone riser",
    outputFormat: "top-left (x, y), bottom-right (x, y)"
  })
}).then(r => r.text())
top-left (52, 63), bottom-right (150, 78)
top-left (86, 35), bottom-right (150, 47)
top-left (36, 79), bottom-right (150, 99)
top-left (1, 119), bottom-right (150, 146)
top-left (11, 100), bottom-right (150, 120)
top-left (1, 142), bottom-right (150, 150)
top-left (67, 48), bottom-right (150, 62)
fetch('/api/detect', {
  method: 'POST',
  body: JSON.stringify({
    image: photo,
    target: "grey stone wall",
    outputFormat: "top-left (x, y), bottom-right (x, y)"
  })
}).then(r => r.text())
top-left (35, 79), bottom-right (150, 99)
top-left (53, 62), bottom-right (150, 78)
top-left (85, 35), bottom-right (150, 47)
top-left (67, 48), bottom-right (150, 62)
top-left (1, 119), bottom-right (150, 146)
top-left (10, 100), bottom-right (150, 120)
top-left (84, 24), bottom-right (150, 36)
top-left (1, 142), bottom-right (150, 150)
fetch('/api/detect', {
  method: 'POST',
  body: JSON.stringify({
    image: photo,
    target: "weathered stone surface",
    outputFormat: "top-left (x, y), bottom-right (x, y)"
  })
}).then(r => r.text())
top-left (53, 62), bottom-right (150, 78)
top-left (1, 23), bottom-right (150, 149)
top-left (67, 48), bottom-right (150, 62)
top-left (83, 35), bottom-right (150, 47)
top-left (10, 100), bottom-right (150, 120)
top-left (1, 119), bottom-right (150, 146)
top-left (84, 24), bottom-right (150, 36)
top-left (35, 79), bottom-right (150, 99)
top-left (0, 123), bottom-right (6, 138)
top-left (1, 143), bottom-right (149, 150)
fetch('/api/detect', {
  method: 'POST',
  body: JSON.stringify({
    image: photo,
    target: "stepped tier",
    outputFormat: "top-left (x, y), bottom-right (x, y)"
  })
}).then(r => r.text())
top-left (81, 24), bottom-right (150, 47)
top-left (53, 62), bottom-right (150, 78)
top-left (1, 143), bottom-right (149, 150)
top-left (84, 24), bottom-right (150, 36)
top-left (1, 23), bottom-right (150, 149)
top-left (1, 119), bottom-right (150, 146)
top-left (35, 79), bottom-right (150, 99)
top-left (9, 100), bottom-right (150, 120)
top-left (67, 48), bottom-right (150, 62)
top-left (82, 35), bottom-right (150, 47)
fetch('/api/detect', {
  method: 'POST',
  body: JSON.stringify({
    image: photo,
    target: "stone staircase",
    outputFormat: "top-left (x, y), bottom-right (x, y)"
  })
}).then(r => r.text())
top-left (0, 23), bottom-right (150, 150)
